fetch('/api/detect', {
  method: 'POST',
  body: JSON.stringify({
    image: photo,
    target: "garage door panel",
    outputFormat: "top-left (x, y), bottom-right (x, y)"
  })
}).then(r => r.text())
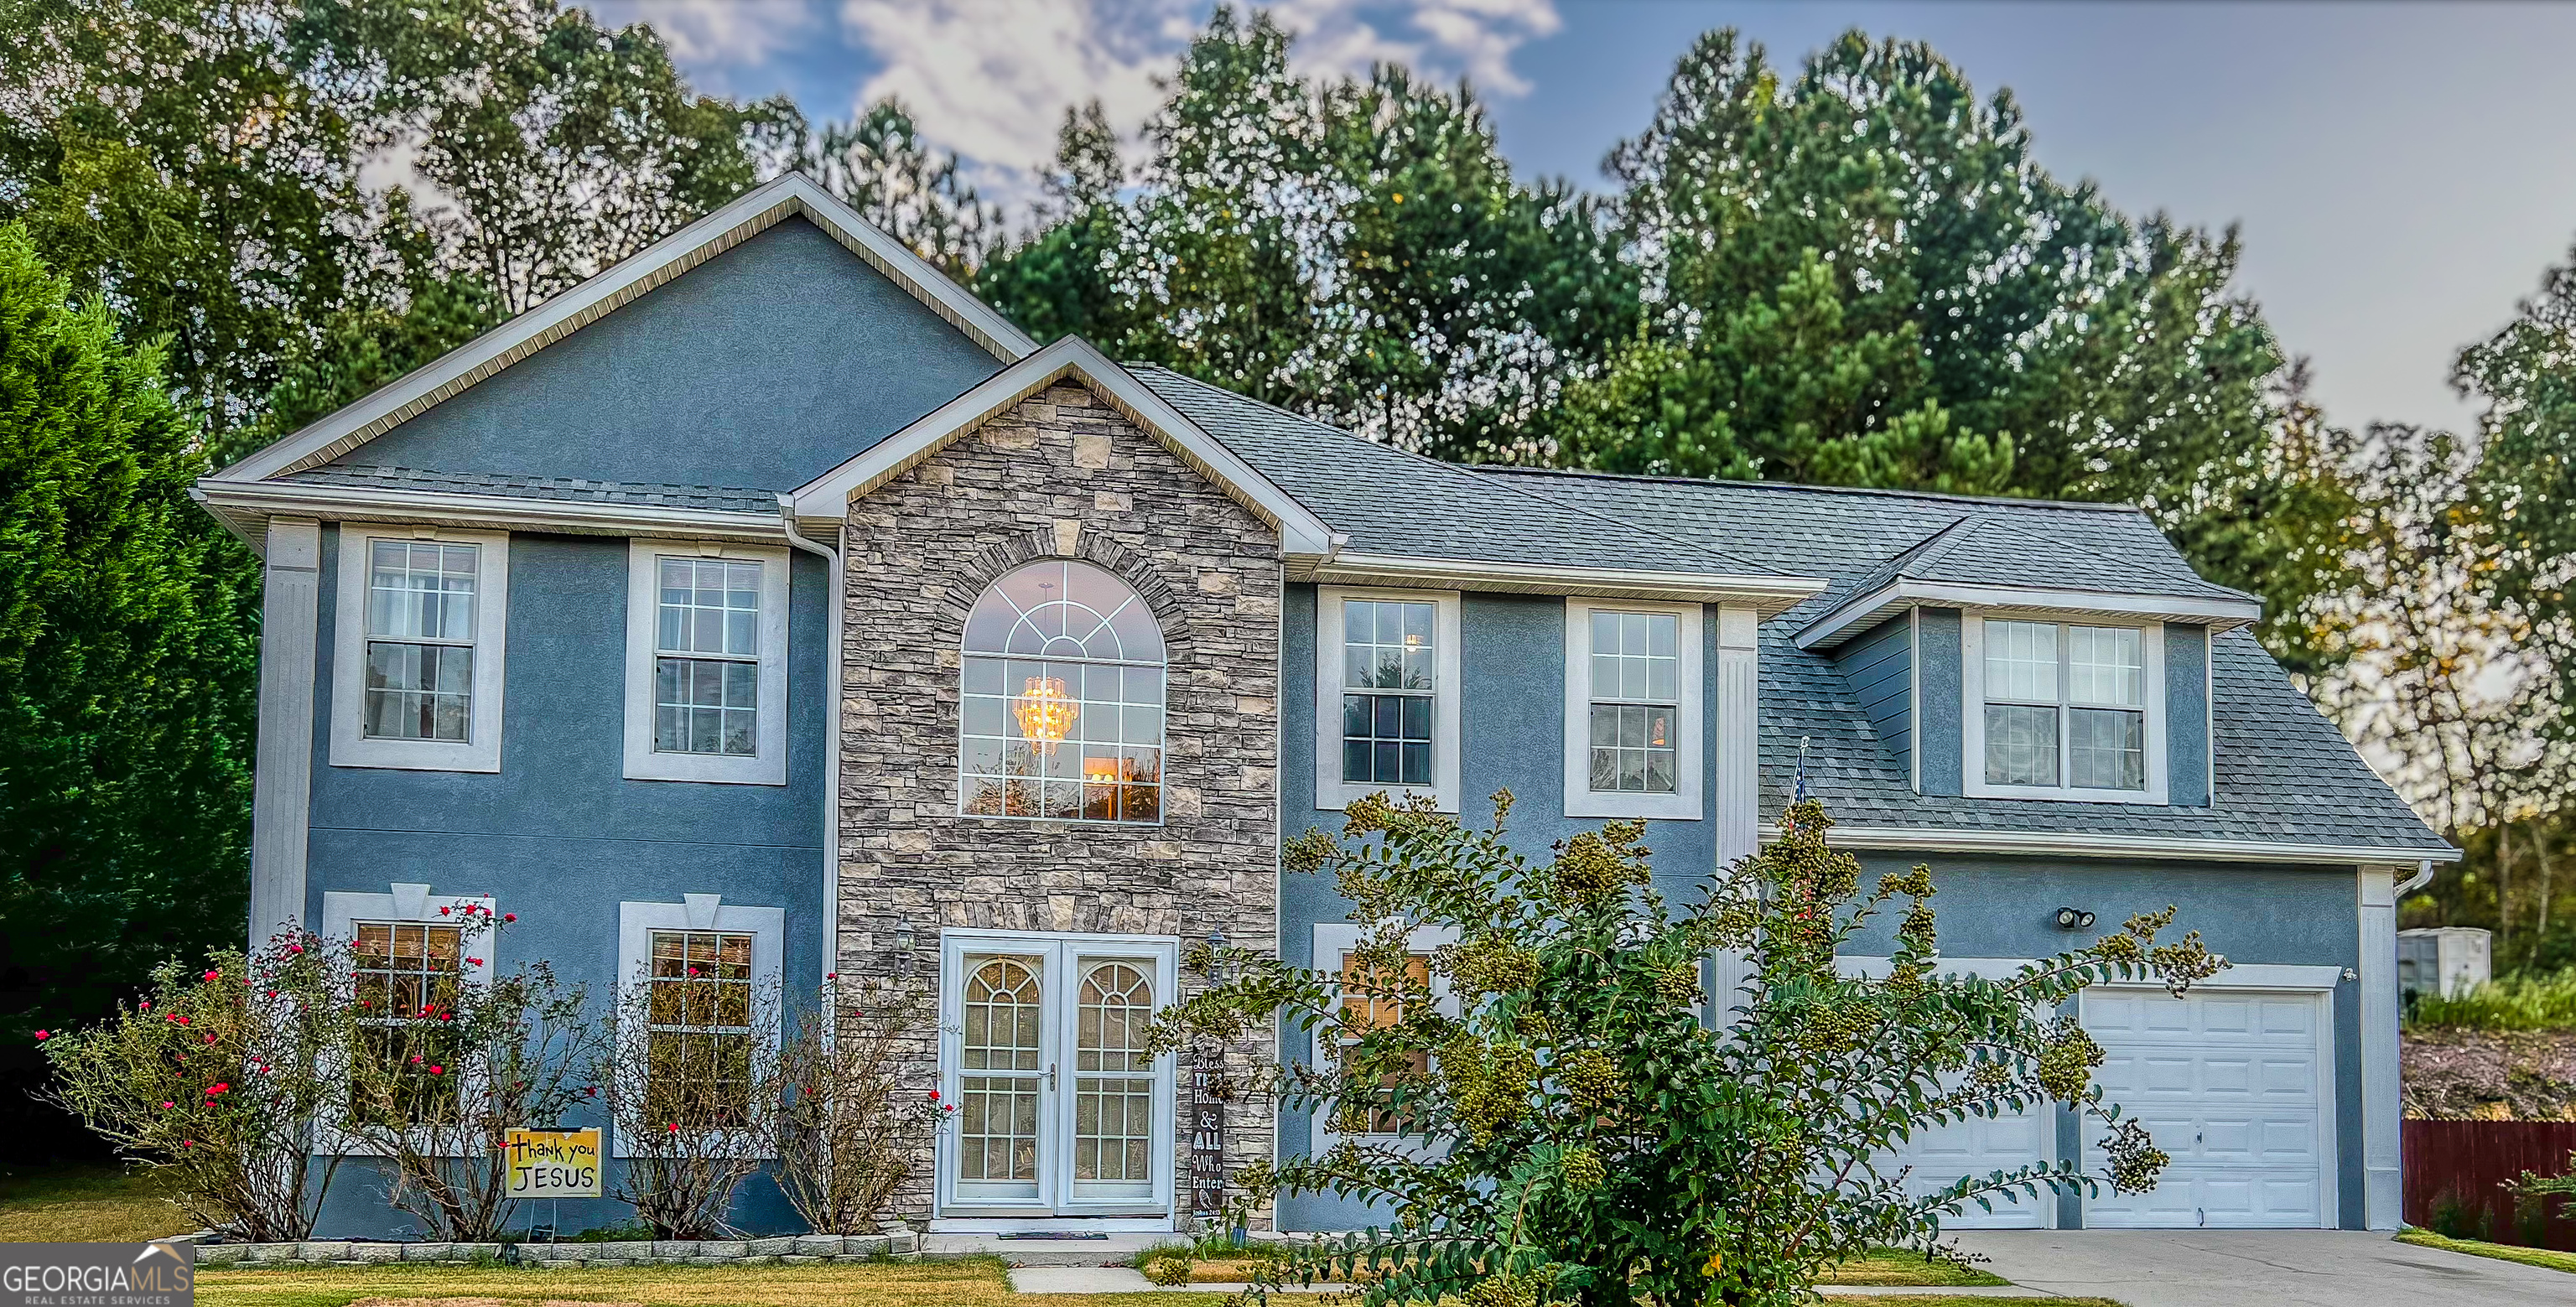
top-left (2080, 987), bottom-right (2328, 1229)
top-left (1884, 1108), bottom-right (2054, 1230)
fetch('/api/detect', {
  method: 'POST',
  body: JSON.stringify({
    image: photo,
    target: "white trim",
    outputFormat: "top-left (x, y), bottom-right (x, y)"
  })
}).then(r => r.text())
top-left (782, 518), bottom-right (844, 995)
top-left (612, 897), bottom-right (787, 1159)
top-left (193, 479), bottom-right (789, 553)
top-left (788, 336), bottom-right (1337, 558)
top-left (933, 929), bottom-right (1181, 1222)
top-left (1714, 607), bottom-right (1759, 858)
top-left (1313, 587), bottom-right (1462, 812)
top-left (2089, 962), bottom-right (2342, 992)
top-left (1835, 955), bottom-right (2036, 982)
top-left (621, 541), bottom-right (792, 785)
top-left (1907, 607), bottom-right (1924, 793)
top-left (250, 519), bottom-right (322, 939)
top-left (328, 524), bottom-right (510, 773)
top-left (1562, 599), bottom-right (1704, 820)
top-left (2357, 864), bottom-right (2402, 1230)
top-left (1309, 922), bottom-right (1458, 1162)
top-left (1806, 826), bottom-right (2460, 865)
top-left (1310, 552), bottom-right (1825, 615)
top-left (1797, 579), bottom-right (2261, 651)
top-left (1962, 615), bottom-right (2168, 805)
top-left (316, 887), bottom-right (498, 1156)
top-left (212, 174), bottom-right (1032, 485)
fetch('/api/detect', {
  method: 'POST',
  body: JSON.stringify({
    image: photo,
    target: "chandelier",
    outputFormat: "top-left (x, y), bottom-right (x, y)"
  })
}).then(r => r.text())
top-left (1013, 676), bottom-right (1078, 744)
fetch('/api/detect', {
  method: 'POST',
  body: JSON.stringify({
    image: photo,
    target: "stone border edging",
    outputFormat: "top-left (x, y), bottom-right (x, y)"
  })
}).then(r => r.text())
top-left (192, 1232), bottom-right (922, 1268)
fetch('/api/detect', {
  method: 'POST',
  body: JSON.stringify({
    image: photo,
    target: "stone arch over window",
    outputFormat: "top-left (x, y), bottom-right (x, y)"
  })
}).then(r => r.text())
top-left (958, 558), bottom-right (1168, 823)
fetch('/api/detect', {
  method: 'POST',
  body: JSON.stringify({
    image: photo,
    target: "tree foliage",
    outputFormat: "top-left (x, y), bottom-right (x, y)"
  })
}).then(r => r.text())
top-left (1157, 794), bottom-right (2223, 1306)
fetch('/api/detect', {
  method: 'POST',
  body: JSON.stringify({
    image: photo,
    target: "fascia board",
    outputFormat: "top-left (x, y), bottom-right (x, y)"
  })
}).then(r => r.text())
top-left (1797, 579), bottom-right (2265, 650)
top-left (216, 174), bottom-right (1034, 484)
top-left (789, 337), bottom-right (1338, 557)
top-left (193, 478), bottom-right (790, 550)
top-left (1801, 824), bottom-right (2462, 866)
top-left (1306, 552), bottom-right (1827, 615)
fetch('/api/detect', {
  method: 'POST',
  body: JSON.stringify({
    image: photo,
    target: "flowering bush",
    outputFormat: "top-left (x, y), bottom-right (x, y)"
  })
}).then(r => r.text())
top-left (772, 978), bottom-right (948, 1233)
top-left (38, 934), bottom-right (345, 1240)
top-left (1153, 794), bottom-right (2225, 1307)
top-left (599, 966), bottom-right (783, 1237)
top-left (334, 905), bottom-right (603, 1241)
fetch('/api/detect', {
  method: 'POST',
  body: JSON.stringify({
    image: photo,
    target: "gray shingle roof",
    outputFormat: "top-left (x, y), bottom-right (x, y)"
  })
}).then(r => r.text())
top-left (1131, 366), bottom-right (1786, 580)
top-left (1462, 466), bottom-right (2446, 856)
top-left (286, 464), bottom-right (782, 515)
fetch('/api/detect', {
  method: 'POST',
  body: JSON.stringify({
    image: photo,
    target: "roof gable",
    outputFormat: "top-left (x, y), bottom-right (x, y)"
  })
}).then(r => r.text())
top-left (215, 174), bottom-right (1034, 487)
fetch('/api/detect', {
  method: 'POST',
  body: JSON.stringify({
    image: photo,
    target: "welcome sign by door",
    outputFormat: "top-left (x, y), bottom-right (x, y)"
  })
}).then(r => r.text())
top-left (1191, 1062), bottom-right (1228, 1221)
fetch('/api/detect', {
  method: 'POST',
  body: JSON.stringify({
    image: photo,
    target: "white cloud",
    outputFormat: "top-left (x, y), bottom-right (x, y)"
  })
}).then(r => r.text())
top-left (837, 0), bottom-right (1561, 205)
top-left (595, 0), bottom-right (823, 66)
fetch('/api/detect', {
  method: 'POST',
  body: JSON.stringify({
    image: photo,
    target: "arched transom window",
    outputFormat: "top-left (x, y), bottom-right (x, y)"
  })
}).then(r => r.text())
top-left (960, 560), bottom-right (1166, 823)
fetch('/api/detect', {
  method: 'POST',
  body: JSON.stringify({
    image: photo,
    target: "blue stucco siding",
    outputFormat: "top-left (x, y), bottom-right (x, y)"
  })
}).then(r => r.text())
top-left (1837, 853), bottom-right (2366, 1230)
top-left (1276, 583), bottom-right (1722, 1231)
top-left (1834, 615), bottom-right (1914, 784)
top-left (1916, 609), bottom-right (1965, 796)
top-left (2165, 623), bottom-right (2212, 807)
top-left (330, 217), bottom-right (1005, 491)
top-left (299, 526), bottom-right (825, 1237)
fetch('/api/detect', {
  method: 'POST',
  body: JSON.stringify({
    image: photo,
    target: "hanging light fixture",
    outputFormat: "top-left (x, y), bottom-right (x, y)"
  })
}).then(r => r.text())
top-left (1014, 675), bottom-right (1078, 744)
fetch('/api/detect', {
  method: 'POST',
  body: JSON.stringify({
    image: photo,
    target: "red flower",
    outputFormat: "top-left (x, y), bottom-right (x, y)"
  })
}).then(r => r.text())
top-left (428, 1066), bottom-right (443, 1076)
top-left (926, 1089), bottom-right (941, 1102)
top-left (465, 958), bottom-right (483, 967)
top-left (439, 906), bottom-right (452, 915)
top-left (204, 1033), bottom-right (216, 1044)
top-left (33, 1030), bottom-right (45, 1041)
top-left (826, 973), bottom-right (838, 981)
top-left (180, 1139), bottom-right (193, 1148)
top-left (502, 913), bottom-right (516, 923)
top-left (202, 970), bottom-right (220, 983)
top-left (410, 1055), bottom-right (423, 1065)
top-left (288, 944), bottom-right (303, 954)
top-left (667, 1122), bottom-right (679, 1133)
top-left (160, 1102), bottom-right (173, 1109)
top-left (176, 1016), bottom-right (190, 1025)
top-left (138, 1001), bottom-right (150, 1010)
top-left (267, 991), bottom-right (278, 999)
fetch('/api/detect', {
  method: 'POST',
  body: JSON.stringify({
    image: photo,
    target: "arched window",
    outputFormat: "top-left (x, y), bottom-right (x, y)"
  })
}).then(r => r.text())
top-left (959, 560), bottom-right (1166, 822)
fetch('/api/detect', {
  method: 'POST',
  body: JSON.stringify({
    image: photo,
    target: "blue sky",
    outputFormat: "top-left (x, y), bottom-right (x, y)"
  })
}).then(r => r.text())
top-left (589, 1), bottom-right (2576, 437)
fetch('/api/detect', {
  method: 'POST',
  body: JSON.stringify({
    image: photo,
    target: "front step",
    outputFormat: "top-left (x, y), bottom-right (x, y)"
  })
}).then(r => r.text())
top-left (922, 1232), bottom-right (1177, 1266)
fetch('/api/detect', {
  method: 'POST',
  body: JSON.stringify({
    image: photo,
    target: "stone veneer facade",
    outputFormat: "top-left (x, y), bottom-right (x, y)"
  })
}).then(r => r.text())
top-left (834, 381), bottom-right (1284, 1227)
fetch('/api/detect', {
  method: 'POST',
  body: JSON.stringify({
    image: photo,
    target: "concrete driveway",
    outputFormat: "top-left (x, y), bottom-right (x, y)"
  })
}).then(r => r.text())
top-left (1948, 1230), bottom-right (2575, 1307)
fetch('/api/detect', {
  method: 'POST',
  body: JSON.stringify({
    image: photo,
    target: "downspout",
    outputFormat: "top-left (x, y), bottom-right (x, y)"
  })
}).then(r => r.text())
top-left (2396, 858), bottom-right (2437, 900)
top-left (782, 500), bottom-right (844, 999)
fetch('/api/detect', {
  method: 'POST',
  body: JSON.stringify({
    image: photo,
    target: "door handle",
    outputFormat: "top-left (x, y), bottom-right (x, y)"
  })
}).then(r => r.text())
top-left (1049, 1062), bottom-right (1058, 1089)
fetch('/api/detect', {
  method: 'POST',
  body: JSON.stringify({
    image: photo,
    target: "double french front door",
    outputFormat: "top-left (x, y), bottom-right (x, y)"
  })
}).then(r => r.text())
top-left (937, 932), bottom-right (1177, 1217)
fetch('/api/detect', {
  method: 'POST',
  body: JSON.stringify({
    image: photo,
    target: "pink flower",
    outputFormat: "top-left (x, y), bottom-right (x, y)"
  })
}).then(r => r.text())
top-left (33, 1030), bottom-right (46, 1041)
top-left (139, 1001), bottom-right (150, 1010)
top-left (428, 1066), bottom-right (443, 1076)
top-left (410, 1055), bottom-right (423, 1065)
top-left (202, 970), bottom-right (219, 982)
top-left (181, 1139), bottom-right (193, 1148)
top-left (688, 967), bottom-right (700, 977)
top-left (287, 944), bottom-right (303, 954)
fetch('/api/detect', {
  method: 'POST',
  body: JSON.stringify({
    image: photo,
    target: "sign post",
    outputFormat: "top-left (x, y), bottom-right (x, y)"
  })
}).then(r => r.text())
top-left (504, 1128), bottom-right (602, 1242)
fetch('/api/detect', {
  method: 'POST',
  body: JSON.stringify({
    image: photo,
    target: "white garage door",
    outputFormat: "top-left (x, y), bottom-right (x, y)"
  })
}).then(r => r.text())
top-left (2080, 987), bottom-right (2330, 1228)
top-left (1888, 1105), bottom-right (2053, 1228)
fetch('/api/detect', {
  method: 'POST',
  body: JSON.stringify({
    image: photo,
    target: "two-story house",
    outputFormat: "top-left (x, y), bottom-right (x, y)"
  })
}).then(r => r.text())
top-left (195, 174), bottom-right (2454, 1239)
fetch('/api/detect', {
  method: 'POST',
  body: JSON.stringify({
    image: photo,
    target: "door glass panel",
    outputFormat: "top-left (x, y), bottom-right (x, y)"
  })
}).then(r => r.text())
top-left (956, 957), bottom-right (1044, 1200)
top-left (1071, 962), bottom-right (1156, 1201)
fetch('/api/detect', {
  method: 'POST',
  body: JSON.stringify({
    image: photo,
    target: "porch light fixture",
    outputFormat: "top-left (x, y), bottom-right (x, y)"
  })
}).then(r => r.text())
top-left (1013, 676), bottom-right (1078, 744)
top-left (2054, 907), bottom-right (2096, 931)
top-left (891, 921), bottom-right (917, 974)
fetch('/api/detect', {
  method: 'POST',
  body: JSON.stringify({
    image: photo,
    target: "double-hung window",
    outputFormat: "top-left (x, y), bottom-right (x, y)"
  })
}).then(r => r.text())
top-left (1563, 599), bottom-right (1703, 819)
top-left (624, 542), bottom-right (789, 784)
top-left (1315, 589), bottom-right (1461, 812)
top-left (1963, 616), bottom-right (2165, 802)
top-left (330, 526), bottom-right (509, 771)
top-left (645, 930), bottom-right (756, 1129)
top-left (349, 921), bottom-right (465, 1127)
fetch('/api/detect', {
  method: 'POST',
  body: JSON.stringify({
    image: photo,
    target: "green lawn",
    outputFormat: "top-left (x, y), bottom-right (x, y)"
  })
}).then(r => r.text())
top-left (2397, 1227), bottom-right (2576, 1274)
top-left (0, 1162), bottom-right (189, 1242)
top-left (1816, 1247), bottom-right (2011, 1286)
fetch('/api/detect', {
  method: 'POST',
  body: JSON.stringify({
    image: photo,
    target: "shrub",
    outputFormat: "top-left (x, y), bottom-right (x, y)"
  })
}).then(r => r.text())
top-left (1154, 795), bottom-right (2223, 1307)
top-left (2408, 968), bottom-right (2576, 1031)
top-left (600, 958), bottom-right (783, 1237)
top-left (1140, 1247), bottom-right (1197, 1286)
top-left (332, 905), bottom-right (604, 1240)
top-left (37, 934), bottom-right (345, 1240)
top-left (772, 978), bottom-right (948, 1233)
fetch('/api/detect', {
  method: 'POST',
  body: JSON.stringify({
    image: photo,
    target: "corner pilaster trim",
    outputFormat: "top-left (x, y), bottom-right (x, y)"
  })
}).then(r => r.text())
top-left (1715, 606), bottom-right (1760, 867)
top-left (2358, 864), bottom-right (2402, 1230)
top-left (248, 517), bottom-right (322, 942)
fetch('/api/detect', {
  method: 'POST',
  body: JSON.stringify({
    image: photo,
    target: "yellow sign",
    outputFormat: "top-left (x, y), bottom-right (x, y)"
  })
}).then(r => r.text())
top-left (503, 1128), bottom-right (601, 1199)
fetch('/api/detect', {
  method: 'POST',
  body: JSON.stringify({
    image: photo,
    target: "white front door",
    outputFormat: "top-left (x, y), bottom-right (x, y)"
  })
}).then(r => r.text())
top-left (938, 932), bottom-right (1177, 1219)
top-left (2080, 986), bottom-right (2331, 1228)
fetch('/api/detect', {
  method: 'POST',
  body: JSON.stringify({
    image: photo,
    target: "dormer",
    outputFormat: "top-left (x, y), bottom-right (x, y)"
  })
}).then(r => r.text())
top-left (1794, 516), bottom-right (2262, 806)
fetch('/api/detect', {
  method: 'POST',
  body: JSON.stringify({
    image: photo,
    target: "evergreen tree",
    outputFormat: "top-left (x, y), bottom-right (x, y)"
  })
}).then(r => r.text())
top-left (792, 100), bottom-right (1003, 281)
top-left (0, 226), bottom-right (259, 1142)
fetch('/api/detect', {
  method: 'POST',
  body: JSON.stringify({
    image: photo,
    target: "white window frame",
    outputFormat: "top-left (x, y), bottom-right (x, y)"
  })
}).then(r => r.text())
top-left (623, 541), bottom-right (791, 785)
top-left (932, 929), bottom-right (1180, 1220)
top-left (1562, 599), bottom-right (1704, 820)
top-left (1961, 614), bottom-right (2167, 804)
top-left (1310, 921), bottom-right (1457, 1161)
top-left (1315, 587), bottom-right (1462, 812)
top-left (613, 895), bottom-right (787, 1159)
top-left (316, 885), bottom-right (497, 1155)
top-left (330, 524), bottom-right (509, 772)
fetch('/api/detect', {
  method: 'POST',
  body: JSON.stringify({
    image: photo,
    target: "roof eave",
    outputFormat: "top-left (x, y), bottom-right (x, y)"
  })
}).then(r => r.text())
top-left (1301, 551), bottom-right (1827, 614)
top-left (1804, 824), bottom-right (2460, 865)
top-left (1796, 580), bottom-right (2265, 651)
top-left (193, 476), bottom-right (790, 556)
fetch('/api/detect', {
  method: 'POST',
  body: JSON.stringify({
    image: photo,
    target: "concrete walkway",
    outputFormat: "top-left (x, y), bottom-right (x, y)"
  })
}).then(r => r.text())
top-left (1948, 1230), bottom-right (2576, 1307)
top-left (1001, 1267), bottom-right (2049, 1296)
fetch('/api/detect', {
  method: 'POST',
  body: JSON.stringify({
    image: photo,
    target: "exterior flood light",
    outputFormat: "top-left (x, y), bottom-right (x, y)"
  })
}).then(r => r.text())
top-left (2054, 907), bottom-right (2097, 931)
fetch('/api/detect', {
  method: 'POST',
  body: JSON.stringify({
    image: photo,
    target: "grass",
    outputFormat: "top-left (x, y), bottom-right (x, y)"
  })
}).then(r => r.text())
top-left (2406, 967), bottom-right (2576, 1030)
top-left (1815, 1247), bottom-right (2011, 1287)
top-left (2397, 1227), bottom-right (2576, 1273)
top-left (0, 1162), bottom-right (189, 1242)
top-left (199, 1260), bottom-right (2095, 1307)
